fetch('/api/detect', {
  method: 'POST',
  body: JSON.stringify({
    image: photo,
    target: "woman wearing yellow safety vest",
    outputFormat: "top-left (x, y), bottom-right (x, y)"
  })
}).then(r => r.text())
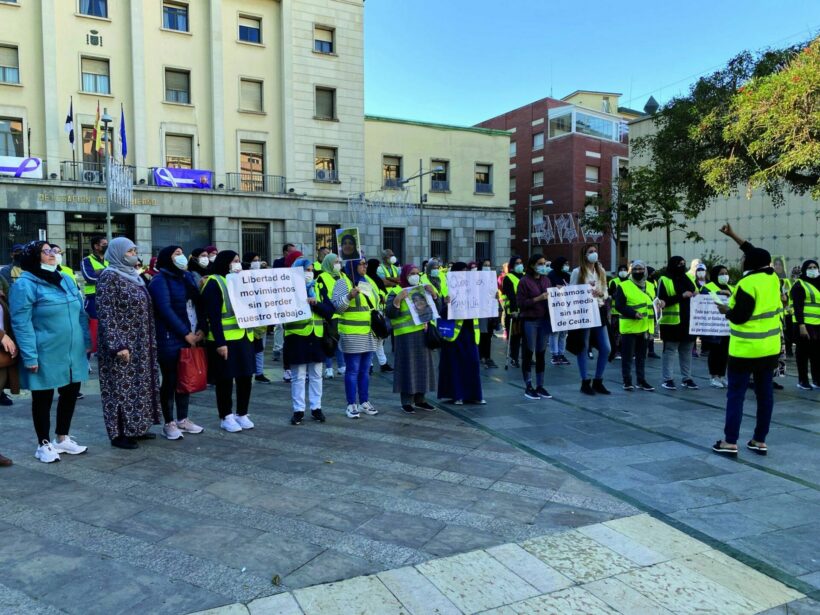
top-left (613, 260), bottom-right (658, 392)
top-left (201, 250), bottom-right (256, 433)
top-left (316, 252), bottom-right (345, 378)
top-left (367, 258), bottom-right (394, 374)
top-left (332, 258), bottom-right (381, 419)
top-left (285, 258), bottom-right (336, 425)
top-left (386, 263), bottom-right (439, 414)
top-left (790, 259), bottom-right (820, 391)
top-left (657, 255), bottom-right (698, 391)
top-left (608, 264), bottom-right (629, 361)
top-left (713, 224), bottom-right (782, 456)
top-left (501, 256), bottom-right (524, 368)
top-left (701, 265), bottom-right (733, 388)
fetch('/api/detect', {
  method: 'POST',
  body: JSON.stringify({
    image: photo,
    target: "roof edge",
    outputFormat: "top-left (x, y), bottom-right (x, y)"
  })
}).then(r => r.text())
top-left (365, 115), bottom-right (512, 137)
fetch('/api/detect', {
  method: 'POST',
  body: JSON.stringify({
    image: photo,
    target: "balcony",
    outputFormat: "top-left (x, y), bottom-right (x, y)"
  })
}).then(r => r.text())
top-left (475, 182), bottom-right (493, 194)
top-left (315, 168), bottom-right (339, 182)
top-left (225, 172), bottom-right (285, 194)
top-left (60, 161), bottom-right (137, 185)
top-left (431, 179), bottom-right (449, 192)
top-left (383, 178), bottom-right (403, 189)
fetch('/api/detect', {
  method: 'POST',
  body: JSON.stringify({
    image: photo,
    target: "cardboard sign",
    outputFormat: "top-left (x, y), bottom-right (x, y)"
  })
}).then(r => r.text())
top-left (404, 286), bottom-right (440, 325)
top-left (548, 284), bottom-right (602, 332)
top-left (227, 268), bottom-right (311, 328)
top-left (689, 294), bottom-right (730, 336)
top-left (446, 271), bottom-right (498, 319)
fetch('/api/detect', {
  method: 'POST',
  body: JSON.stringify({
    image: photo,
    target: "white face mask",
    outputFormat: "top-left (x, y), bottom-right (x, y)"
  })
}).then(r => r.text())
top-left (198, 256), bottom-right (209, 268)
top-left (717, 274), bottom-right (730, 285)
top-left (407, 274), bottom-right (420, 286)
top-left (563, 265), bottom-right (570, 272)
top-left (41, 263), bottom-right (57, 272)
top-left (250, 261), bottom-right (261, 270)
top-left (482, 266), bottom-right (492, 272)
top-left (303, 271), bottom-right (314, 282)
top-left (807, 269), bottom-right (820, 279)
top-left (54, 253), bottom-right (63, 266)
top-left (587, 252), bottom-right (598, 264)
top-left (696, 270), bottom-right (706, 279)
top-left (173, 254), bottom-right (188, 270)
top-left (208, 254), bottom-right (217, 263)
top-left (618, 270), bottom-right (628, 279)
top-left (389, 255), bottom-right (397, 264)
top-left (230, 262), bottom-right (242, 274)
top-left (333, 262), bottom-right (342, 272)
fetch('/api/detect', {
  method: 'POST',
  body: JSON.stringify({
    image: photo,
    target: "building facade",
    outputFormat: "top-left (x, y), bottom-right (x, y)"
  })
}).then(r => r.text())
top-left (476, 91), bottom-right (639, 270)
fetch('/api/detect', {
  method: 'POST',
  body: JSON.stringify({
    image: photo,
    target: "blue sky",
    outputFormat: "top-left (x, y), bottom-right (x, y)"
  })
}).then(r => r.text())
top-left (364, 0), bottom-right (820, 126)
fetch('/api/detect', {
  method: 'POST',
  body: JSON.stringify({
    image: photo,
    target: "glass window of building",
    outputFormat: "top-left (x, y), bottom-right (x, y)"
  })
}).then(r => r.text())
top-left (532, 132), bottom-right (544, 150)
top-left (509, 176), bottom-right (516, 193)
top-left (81, 57), bottom-right (110, 94)
top-left (576, 112), bottom-right (615, 141)
top-left (0, 118), bottom-right (23, 157)
top-left (239, 141), bottom-right (264, 191)
top-left (382, 155), bottom-right (401, 188)
top-left (548, 108), bottom-right (572, 139)
top-left (79, 0), bottom-right (107, 18)
top-left (0, 45), bottom-right (19, 84)
top-left (509, 141), bottom-right (516, 157)
top-left (314, 26), bottom-right (334, 54)
top-left (585, 165), bottom-right (599, 182)
top-left (238, 15), bottom-right (261, 43)
top-left (431, 160), bottom-right (449, 191)
top-left (430, 229), bottom-right (450, 262)
top-left (152, 216), bottom-right (210, 256)
top-left (240, 79), bottom-right (263, 112)
top-left (383, 228), bottom-right (405, 263)
top-left (475, 163), bottom-right (492, 193)
top-left (532, 170), bottom-right (543, 187)
top-left (162, 2), bottom-right (188, 32)
top-left (314, 146), bottom-right (337, 181)
top-left (81, 124), bottom-right (112, 165)
top-left (164, 69), bottom-right (190, 104)
top-left (475, 230), bottom-right (493, 264)
top-left (315, 224), bottom-right (340, 253)
top-left (314, 87), bottom-right (336, 120)
top-left (165, 134), bottom-right (193, 168)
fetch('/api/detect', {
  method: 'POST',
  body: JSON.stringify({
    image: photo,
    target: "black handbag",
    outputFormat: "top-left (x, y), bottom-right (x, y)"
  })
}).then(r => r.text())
top-left (321, 318), bottom-right (339, 357)
top-left (424, 321), bottom-right (443, 349)
top-left (361, 292), bottom-right (389, 339)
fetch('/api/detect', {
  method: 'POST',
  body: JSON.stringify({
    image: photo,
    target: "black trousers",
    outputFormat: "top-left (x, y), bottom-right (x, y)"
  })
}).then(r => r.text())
top-left (707, 337), bottom-right (729, 378)
top-left (215, 376), bottom-right (252, 418)
top-left (479, 332), bottom-right (493, 360)
top-left (31, 382), bottom-right (81, 444)
top-left (159, 355), bottom-right (190, 424)
top-left (620, 333), bottom-right (647, 385)
top-left (505, 313), bottom-right (521, 362)
top-left (795, 330), bottom-right (820, 385)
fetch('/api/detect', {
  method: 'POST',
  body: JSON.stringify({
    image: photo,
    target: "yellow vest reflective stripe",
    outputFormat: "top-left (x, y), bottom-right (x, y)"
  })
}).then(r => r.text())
top-left (83, 256), bottom-right (108, 295)
top-left (728, 274), bottom-right (782, 358)
top-left (316, 272), bottom-right (340, 320)
top-left (337, 275), bottom-right (376, 335)
top-left (387, 291), bottom-right (424, 336)
top-left (658, 277), bottom-right (680, 325)
top-left (284, 311), bottom-right (325, 338)
top-left (797, 279), bottom-right (820, 325)
top-left (441, 319), bottom-right (480, 344)
top-left (203, 275), bottom-right (252, 342)
top-left (421, 273), bottom-right (449, 299)
top-left (382, 263), bottom-right (398, 278)
top-left (619, 280), bottom-right (656, 335)
top-left (782, 278), bottom-right (794, 308)
top-left (500, 273), bottom-right (520, 309)
top-left (704, 282), bottom-right (735, 295)
top-left (609, 278), bottom-right (624, 315)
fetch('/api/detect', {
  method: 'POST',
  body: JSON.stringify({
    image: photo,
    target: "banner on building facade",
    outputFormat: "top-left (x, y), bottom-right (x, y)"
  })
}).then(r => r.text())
top-left (227, 268), bottom-right (311, 328)
top-left (152, 167), bottom-right (214, 189)
top-left (0, 156), bottom-right (43, 179)
top-left (446, 271), bottom-right (498, 319)
top-left (548, 284), bottom-right (601, 332)
top-left (689, 294), bottom-right (730, 336)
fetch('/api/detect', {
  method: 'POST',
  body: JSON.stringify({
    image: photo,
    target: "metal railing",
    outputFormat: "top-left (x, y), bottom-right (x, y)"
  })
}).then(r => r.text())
top-left (60, 160), bottom-right (106, 184)
top-left (225, 172), bottom-right (286, 194)
top-left (475, 182), bottom-right (493, 194)
top-left (383, 178), bottom-right (403, 189)
top-left (431, 179), bottom-right (449, 192)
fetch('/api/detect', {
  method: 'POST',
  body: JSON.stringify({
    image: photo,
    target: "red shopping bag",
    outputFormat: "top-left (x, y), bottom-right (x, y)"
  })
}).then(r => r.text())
top-left (176, 346), bottom-right (207, 394)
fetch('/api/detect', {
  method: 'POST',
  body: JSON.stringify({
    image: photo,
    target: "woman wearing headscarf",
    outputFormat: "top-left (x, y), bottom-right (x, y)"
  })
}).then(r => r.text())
top-left (201, 250), bottom-right (256, 432)
top-left (285, 258), bottom-right (335, 425)
top-left (148, 245), bottom-right (207, 440)
top-left (702, 265), bottom-right (733, 388)
top-left (608, 264), bottom-right (629, 361)
top-left (316, 252), bottom-right (345, 378)
top-left (477, 258), bottom-right (499, 369)
top-left (188, 247), bottom-right (210, 288)
top-left (614, 260), bottom-right (657, 392)
top-left (657, 255), bottom-right (698, 391)
top-left (386, 264), bottom-right (439, 413)
top-left (97, 237), bottom-right (162, 449)
top-left (366, 258), bottom-right (393, 373)
top-left (332, 258), bottom-right (380, 419)
top-left (516, 254), bottom-right (553, 400)
top-left (570, 244), bottom-right (612, 395)
top-left (438, 262), bottom-right (484, 405)
top-left (791, 259), bottom-right (820, 390)
top-left (10, 241), bottom-right (90, 462)
top-left (547, 256), bottom-right (571, 366)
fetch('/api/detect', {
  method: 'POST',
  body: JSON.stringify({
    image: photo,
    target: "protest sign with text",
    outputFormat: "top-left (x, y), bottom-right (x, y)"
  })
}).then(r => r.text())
top-left (689, 294), bottom-right (730, 336)
top-left (447, 271), bottom-right (498, 320)
top-left (227, 268), bottom-right (311, 328)
top-left (548, 285), bottom-right (601, 332)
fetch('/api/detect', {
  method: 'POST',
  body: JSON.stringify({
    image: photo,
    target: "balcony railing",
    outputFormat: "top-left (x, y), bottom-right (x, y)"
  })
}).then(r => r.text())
top-left (315, 168), bottom-right (338, 182)
top-left (475, 182), bottom-right (493, 194)
top-left (225, 172), bottom-right (286, 194)
top-left (60, 161), bottom-right (139, 185)
top-left (383, 178), bottom-right (403, 189)
top-left (431, 179), bottom-right (449, 192)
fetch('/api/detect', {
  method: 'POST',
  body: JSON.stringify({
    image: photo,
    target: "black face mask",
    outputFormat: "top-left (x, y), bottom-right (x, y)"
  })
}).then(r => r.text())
top-left (632, 271), bottom-right (645, 281)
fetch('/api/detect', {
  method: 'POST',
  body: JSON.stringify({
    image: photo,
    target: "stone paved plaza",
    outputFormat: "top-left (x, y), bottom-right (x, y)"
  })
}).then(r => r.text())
top-left (0, 337), bottom-right (818, 614)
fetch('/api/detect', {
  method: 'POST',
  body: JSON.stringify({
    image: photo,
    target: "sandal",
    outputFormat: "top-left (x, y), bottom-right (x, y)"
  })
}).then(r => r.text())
top-left (746, 440), bottom-right (768, 456)
top-left (712, 440), bottom-right (738, 456)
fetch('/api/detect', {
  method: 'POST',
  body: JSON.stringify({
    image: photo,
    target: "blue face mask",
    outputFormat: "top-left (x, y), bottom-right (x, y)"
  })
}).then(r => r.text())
top-left (430, 268), bottom-right (440, 278)
top-left (535, 265), bottom-right (548, 275)
top-left (513, 264), bottom-right (524, 274)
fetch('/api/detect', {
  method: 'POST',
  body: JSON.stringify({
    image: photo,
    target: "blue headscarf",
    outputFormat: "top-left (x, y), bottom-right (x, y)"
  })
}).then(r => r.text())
top-left (292, 257), bottom-right (315, 298)
top-left (344, 258), bottom-right (366, 286)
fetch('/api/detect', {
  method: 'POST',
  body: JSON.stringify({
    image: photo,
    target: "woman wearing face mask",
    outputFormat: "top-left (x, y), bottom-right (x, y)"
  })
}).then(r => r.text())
top-left (478, 259), bottom-right (499, 368)
top-left (702, 266), bottom-right (733, 388)
top-left (516, 254), bottom-right (553, 400)
top-left (188, 247), bottom-right (210, 288)
top-left (791, 259), bottom-right (820, 390)
top-left (570, 245), bottom-right (611, 395)
top-left (421, 258), bottom-right (449, 299)
top-left (10, 241), bottom-right (91, 462)
top-left (204, 246), bottom-right (219, 271)
top-left (783, 266), bottom-right (802, 357)
top-left (316, 252), bottom-right (346, 378)
top-left (608, 264), bottom-right (629, 361)
top-left (387, 264), bottom-right (439, 413)
top-left (367, 258), bottom-right (393, 374)
top-left (148, 245), bottom-right (207, 439)
top-left (614, 261), bottom-right (657, 392)
top-left (656, 256), bottom-right (698, 391)
top-left (547, 257), bottom-right (572, 366)
top-left (97, 237), bottom-right (162, 449)
top-left (201, 250), bottom-right (256, 432)
top-left (243, 252), bottom-right (262, 271)
top-left (242, 252), bottom-right (272, 384)
top-left (501, 256), bottom-right (524, 368)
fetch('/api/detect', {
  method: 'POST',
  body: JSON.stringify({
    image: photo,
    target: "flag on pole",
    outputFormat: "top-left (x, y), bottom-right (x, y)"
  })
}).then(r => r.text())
top-left (119, 103), bottom-right (127, 162)
top-left (64, 97), bottom-right (74, 146)
top-left (93, 100), bottom-right (103, 155)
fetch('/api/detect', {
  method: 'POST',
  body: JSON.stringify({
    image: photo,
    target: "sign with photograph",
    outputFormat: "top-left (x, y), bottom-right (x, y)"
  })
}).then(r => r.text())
top-left (404, 286), bottom-right (440, 325)
top-left (227, 268), bottom-right (311, 328)
top-left (336, 227), bottom-right (362, 262)
top-left (447, 271), bottom-right (498, 319)
top-left (547, 284), bottom-right (601, 332)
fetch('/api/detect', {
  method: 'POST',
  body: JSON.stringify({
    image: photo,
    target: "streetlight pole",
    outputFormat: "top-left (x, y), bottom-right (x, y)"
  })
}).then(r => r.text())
top-left (400, 160), bottom-right (443, 263)
top-left (101, 108), bottom-right (113, 242)
top-left (527, 194), bottom-right (533, 259)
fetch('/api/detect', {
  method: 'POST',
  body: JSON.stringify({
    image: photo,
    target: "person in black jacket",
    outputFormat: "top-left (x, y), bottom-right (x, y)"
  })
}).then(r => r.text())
top-left (658, 256), bottom-right (698, 390)
top-left (791, 259), bottom-right (820, 390)
top-left (502, 255), bottom-right (525, 367)
top-left (547, 256), bottom-right (571, 365)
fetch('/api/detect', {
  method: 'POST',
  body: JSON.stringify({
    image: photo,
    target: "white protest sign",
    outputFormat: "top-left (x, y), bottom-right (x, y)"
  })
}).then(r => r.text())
top-left (548, 284), bottom-right (602, 332)
top-left (447, 271), bottom-right (498, 319)
top-left (227, 268), bottom-right (311, 328)
top-left (689, 294), bottom-right (730, 336)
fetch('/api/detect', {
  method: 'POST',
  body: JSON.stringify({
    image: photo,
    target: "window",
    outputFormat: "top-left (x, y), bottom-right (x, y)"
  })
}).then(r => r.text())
top-left (0, 45), bottom-right (19, 84)
top-left (316, 224), bottom-right (340, 254)
top-left (585, 165), bottom-right (599, 182)
top-left (576, 112), bottom-right (615, 141)
top-left (314, 87), bottom-right (336, 120)
top-left (238, 15), bottom-right (261, 43)
top-left (239, 141), bottom-right (264, 191)
top-left (314, 26), bottom-right (334, 54)
top-left (0, 118), bottom-right (23, 156)
top-left (81, 57), bottom-right (110, 94)
top-left (165, 134), bottom-right (193, 168)
top-left (314, 146), bottom-right (337, 181)
top-left (382, 155), bottom-right (401, 188)
top-left (509, 176), bottom-right (516, 193)
top-left (79, 0), bottom-right (107, 18)
top-left (164, 68), bottom-right (190, 103)
top-left (532, 170), bottom-right (543, 188)
top-left (383, 228), bottom-right (405, 264)
top-left (430, 229), bottom-right (450, 262)
top-left (240, 78), bottom-right (263, 112)
top-left (509, 141), bottom-right (516, 157)
top-left (548, 109), bottom-right (572, 138)
top-left (241, 221), bottom-right (269, 262)
top-left (475, 163), bottom-right (492, 193)
top-left (431, 160), bottom-right (449, 192)
top-left (475, 230), bottom-right (493, 264)
top-left (532, 132), bottom-right (544, 150)
top-left (81, 124), bottom-right (112, 166)
top-left (162, 2), bottom-right (188, 32)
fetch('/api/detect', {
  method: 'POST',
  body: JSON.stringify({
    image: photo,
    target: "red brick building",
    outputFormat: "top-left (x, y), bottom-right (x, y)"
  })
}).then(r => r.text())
top-left (476, 91), bottom-right (638, 271)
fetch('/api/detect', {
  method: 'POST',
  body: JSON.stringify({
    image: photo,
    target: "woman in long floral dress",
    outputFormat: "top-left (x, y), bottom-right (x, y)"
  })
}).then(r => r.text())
top-left (97, 237), bottom-right (161, 449)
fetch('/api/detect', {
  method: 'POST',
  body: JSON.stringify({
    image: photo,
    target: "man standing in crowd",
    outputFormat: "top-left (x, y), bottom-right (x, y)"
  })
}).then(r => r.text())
top-left (81, 235), bottom-right (108, 355)
top-left (377, 249), bottom-right (401, 289)
top-left (0, 244), bottom-right (25, 295)
top-left (273, 243), bottom-right (298, 268)
top-left (314, 246), bottom-right (330, 272)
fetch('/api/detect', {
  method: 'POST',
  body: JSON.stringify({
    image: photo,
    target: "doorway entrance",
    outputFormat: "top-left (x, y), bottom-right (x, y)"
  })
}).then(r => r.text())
top-left (64, 213), bottom-right (135, 271)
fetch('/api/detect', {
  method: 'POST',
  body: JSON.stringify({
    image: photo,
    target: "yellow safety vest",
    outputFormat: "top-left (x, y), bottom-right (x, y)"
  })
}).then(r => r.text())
top-left (619, 280), bottom-right (656, 335)
top-left (728, 274), bottom-right (782, 359)
top-left (609, 277), bottom-right (625, 316)
top-left (704, 281), bottom-right (734, 295)
top-left (387, 290), bottom-right (425, 336)
top-left (441, 319), bottom-right (480, 345)
top-left (795, 279), bottom-right (820, 326)
top-left (83, 256), bottom-right (108, 296)
top-left (61, 267), bottom-right (79, 287)
top-left (337, 275), bottom-right (378, 335)
top-left (313, 260), bottom-right (323, 273)
top-left (316, 271), bottom-right (339, 320)
top-left (421, 272), bottom-right (449, 299)
top-left (380, 263), bottom-right (399, 279)
top-left (202, 275), bottom-right (253, 342)
top-left (658, 277), bottom-right (680, 325)
top-left (499, 273), bottom-right (520, 310)
top-left (284, 311), bottom-right (324, 338)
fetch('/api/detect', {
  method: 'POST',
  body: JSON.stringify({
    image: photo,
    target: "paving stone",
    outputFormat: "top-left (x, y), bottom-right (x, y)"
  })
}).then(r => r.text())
top-left (377, 566), bottom-right (462, 615)
top-left (603, 514), bottom-right (712, 559)
top-left (282, 549), bottom-right (379, 589)
top-left (247, 592), bottom-right (303, 615)
top-left (577, 523), bottom-right (669, 566)
top-left (485, 543), bottom-right (573, 594)
top-left (355, 511), bottom-right (446, 549)
top-left (293, 575), bottom-right (404, 615)
top-left (583, 577), bottom-right (675, 614)
top-left (421, 523), bottom-right (506, 558)
top-left (480, 586), bottom-right (619, 615)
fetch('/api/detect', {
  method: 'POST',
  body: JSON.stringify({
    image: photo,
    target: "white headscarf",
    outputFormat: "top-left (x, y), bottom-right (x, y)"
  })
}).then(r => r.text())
top-left (105, 237), bottom-right (144, 286)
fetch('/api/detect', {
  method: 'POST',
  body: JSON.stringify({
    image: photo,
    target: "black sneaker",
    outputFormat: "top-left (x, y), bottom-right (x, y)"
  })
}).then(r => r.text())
top-left (291, 412), bottom-right (304, 425)
top-left (559, 355), bottom-right (572, 366)
top-left (580, 380), bottom-right (595, 395)
top-left (536, 386), bottom-right (552, 399)
top-left (661, 380), bottom-right (677, 390)
top-left (524, 385), bottom-right (540, 400)
top-left (380, 364), bottom-right (394, 373)
top-left (414, 401), bottom-right (434, 411)
top-left (0, 392), bottom-right (13, 406)
top-left (75, 392), bottom-right (85, 400)
top-left (255, 374), bottom-right (272, 384)
top-left (623, 383), bottom-right (635, 391)
top-left (638, 381), bottom-right (656, 392)
top-left (311, 409), bottom-right (326, 422)
top-left (510, 359), bottom-right (520, 368)
top-left (682, 379), bottom-right (699, 390)
top-left (550, 356), bottom-right (561, 366)
top-left (485, 359), bottom-right (498, 368)
top-left (401, 404), bottom-right (416, 414)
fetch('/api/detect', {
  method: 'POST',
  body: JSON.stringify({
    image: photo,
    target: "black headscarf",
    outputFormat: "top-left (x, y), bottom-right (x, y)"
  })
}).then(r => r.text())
top-left (242, 252), bottom-right (259, 270)
top-left (366, 258), bottom-right (386, 293)
top-left (801, 259), bottom-right (820, 288)
top-left (19, 240), bottom-right (63, 287)
top-left (212, 250), bottom-right (238, 277)
top-left (451, 262), bottom-right (468, 272)
top-left (666, 256), bottom-right (687, 279)
top-left (744, 247), bottom-right (772, 272)
top-left (157, 245), bottom-right (182, 275)
top-left (710, 265), bottom-right (727, 288)
top-left (188, 247), bottom-right (209, 276)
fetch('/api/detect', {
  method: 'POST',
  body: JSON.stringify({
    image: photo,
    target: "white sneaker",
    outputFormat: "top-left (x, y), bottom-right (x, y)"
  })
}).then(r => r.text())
top-left (345, 404), bottom-right (360, 419)
top-left (35, 440), bottom-right (60, 463)
top-left (720, 377), bottom-right (729, 387)
top-left (337, 366), bottom-right (346, 376)
top-left (359, 401), bottom-right (378, 416)
top-left (51, 435), bottom-right (87, 455)
top-left (235, 414), bottom-right (254, 429)
top-left (162, 422), bottom-right (184, 440)
top-left (283, 369), bottom-right (292, 382)
top-left (710, 377), bottom-right (725, 389)
top-left (324, 368), bottom-right (334, 379)
top-left (220, 414), bottom-right (243, 433)
top-left (176, 418), bottom-right (204, 434)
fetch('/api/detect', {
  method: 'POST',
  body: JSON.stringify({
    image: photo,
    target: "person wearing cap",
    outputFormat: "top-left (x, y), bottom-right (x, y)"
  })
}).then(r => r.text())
top-left (377, 249), bottom-right (401, 290)
top-left (614, 260), bottom-right (658, 392)
top-left (712, 224), bottom-right (782, 456)
top-left (790, 259), bottom-right (820, 391)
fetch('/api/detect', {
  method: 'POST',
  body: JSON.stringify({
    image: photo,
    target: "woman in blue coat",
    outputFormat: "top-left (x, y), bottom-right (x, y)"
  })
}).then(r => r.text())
top-left (148, 245), bottom-right (207, 440)
top-left (10, 241), bottom-right (90, 463)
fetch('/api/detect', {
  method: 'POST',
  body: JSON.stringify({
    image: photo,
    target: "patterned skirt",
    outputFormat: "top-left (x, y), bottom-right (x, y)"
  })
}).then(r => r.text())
top-left (392, 330), bottom-right (436, 394)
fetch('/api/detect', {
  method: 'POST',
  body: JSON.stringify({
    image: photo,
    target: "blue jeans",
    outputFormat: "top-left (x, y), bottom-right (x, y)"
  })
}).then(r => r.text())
top-left (549, 330), bottom-right (567, 356)
top-left (522, 319), bottom-right (550, 386)
top-left (724, 365), bottom-right (773, 445)
top-left (577, 325), bottom-right (611, 380)
top-left (344, 352), bottom-right (372, 405)
top-left (324, 348), bottom-right (345, 370)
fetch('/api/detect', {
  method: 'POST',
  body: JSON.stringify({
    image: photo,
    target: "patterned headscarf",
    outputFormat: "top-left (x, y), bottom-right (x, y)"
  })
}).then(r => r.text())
top-left (399, 263), bottom-right (418, 288)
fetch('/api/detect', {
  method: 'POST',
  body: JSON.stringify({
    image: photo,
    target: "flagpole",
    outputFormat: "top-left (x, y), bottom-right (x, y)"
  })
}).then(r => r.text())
top-left (70, 96), bottom-right (76, 170)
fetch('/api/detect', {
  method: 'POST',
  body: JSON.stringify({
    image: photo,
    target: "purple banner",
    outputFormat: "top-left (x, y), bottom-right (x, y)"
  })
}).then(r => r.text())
top-left (153, 167), bottom-right (213, 190)
top-left (0, 156), bottom-right (43, 179)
